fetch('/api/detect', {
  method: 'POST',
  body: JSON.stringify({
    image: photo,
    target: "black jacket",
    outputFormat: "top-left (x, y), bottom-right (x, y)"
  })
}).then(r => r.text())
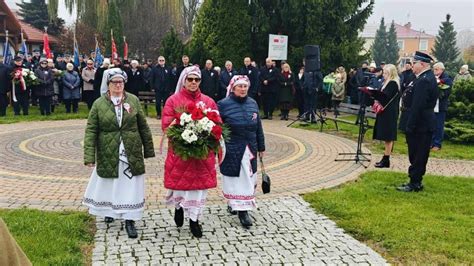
top-left (200, 68), bottom-right (219, 100)
top-left (0, 63), bottom-right (12, 94)
top-left (373, 80), bottom-right (400, 141)
top-left (219, 69), bottom-right (237, 98)
top-left (126, 68), bottom-right (145, 96)
top-left (239, 65), bottom-right (259, 97)
top-left (34, 67), bottom-right (54, 96)
top-left (259, 66), bottom-right (278, 93)
top-left (151, 65), bottom-right (171, 92)
top-left (405, 69), bottom-right (439, 133)
top-left (436, 71), bottom-right (453, 112)
top-left (218, 94), bottom-right (265, 177)
top-left (401, 69), bottom-right (416, 93)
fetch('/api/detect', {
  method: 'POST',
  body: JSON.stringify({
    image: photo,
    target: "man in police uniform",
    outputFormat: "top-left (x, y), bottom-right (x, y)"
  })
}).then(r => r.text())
top-left (397, 51), bottom-right (438, 192)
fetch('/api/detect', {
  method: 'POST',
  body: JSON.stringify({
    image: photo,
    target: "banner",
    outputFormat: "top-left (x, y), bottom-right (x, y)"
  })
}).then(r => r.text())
top-left (2, 31), bottom-right (12, 65)
top-left (268, 34), bottom-right (288, 60)
top-left (94, 37), bottom-right (104, 68)
top-left (43, 32), bottom-right (52, 59)
top-left (123, 36), bottom-right (128, 60)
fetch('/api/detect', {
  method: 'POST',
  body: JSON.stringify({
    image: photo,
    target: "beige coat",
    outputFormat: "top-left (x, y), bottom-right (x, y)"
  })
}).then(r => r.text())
top-left (81, 67), bottom-right (96, 91)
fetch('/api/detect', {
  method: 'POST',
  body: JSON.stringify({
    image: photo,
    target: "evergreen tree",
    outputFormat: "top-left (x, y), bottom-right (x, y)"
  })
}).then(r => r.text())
top-left (372, 17), bottom-right (388, 65)
top-left (17, 0), bottom-right (64, 35)
top-left (189, 0), bottom-right (251, 67)
top-left (432, 14), bottom-right (461, 72)
top-left (160, 28), bottom-right (184, 65)
top-left (386, 20), bottom-right (399, 64)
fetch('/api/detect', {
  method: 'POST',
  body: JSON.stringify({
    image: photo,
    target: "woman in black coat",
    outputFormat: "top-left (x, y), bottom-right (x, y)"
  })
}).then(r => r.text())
top-left (34, 58), bottom-right (54, 115)
top-left (278, 63), bottom-right (295, 120)
top-left (372, 64), bottom-right (400, 168)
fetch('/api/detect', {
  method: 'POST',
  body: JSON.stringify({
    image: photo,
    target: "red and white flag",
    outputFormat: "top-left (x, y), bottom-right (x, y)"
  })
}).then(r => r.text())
top-left (111, 37), bottom-right (118, 60)
top-left (43, 32), bottom-right (52, 59)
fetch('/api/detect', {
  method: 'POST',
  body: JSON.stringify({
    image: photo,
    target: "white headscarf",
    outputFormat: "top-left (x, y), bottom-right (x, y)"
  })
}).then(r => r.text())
top-left (175, 65), bottom-right (201, 94)
top-left (226, 75), bottom-right (250, 97)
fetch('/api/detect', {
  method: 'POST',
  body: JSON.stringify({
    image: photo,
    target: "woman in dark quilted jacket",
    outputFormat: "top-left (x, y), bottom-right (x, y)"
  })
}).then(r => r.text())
top-left (162, 65), bottom-right (220, 238)
top-left (218, 75), bottom-right (265, 228)
top-left (83, 68), bottom-right (155, 239)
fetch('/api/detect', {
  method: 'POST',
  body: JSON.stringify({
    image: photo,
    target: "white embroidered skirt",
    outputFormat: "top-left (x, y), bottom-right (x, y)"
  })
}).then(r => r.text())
top-left (83, 143), bottom-right (145, 221)
top-left (165, 189), bottom-right (208, 222)
top-left (222, 146), bottom-right (257, 211)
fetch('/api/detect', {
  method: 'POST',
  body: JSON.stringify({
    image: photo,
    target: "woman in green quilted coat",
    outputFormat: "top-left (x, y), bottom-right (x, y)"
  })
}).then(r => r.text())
top-left (83, 68), bottom-right (155, 239)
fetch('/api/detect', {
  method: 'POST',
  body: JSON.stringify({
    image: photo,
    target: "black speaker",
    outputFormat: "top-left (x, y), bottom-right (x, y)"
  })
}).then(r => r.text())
top-left (304, 45), bottom-right (320, 72)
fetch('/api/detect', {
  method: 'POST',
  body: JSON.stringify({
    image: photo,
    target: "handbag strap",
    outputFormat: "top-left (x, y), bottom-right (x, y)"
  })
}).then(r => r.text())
top-left (259, 156), bottom-right (266, 175)
top-left (382, 91), bottom-right (399, 110)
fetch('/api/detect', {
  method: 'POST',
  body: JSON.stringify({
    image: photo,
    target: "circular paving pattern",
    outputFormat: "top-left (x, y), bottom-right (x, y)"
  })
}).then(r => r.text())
top-left (0, 119), bottom-right (365, 210)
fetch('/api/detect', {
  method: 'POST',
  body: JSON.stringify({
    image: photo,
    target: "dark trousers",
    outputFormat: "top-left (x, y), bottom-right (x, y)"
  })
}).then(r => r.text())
top-left (155, 89), bottom-right (165, 116)
top-left (304, 91), bottom-right (317, 121)
top-left (432, 112), bottom-right (446, 148)
top-left (406, 131), bottom-right (433, 185)
top-left (13, 92), bottom-right (29, 115)
top-left (38, 96), bottom-right (52, 115)
top-left (295, 90), bottom-right (305, 116)
top-left (64, 99), bottom-right (79, 113)
top-left (332, 100), bottom-right (342, 116)
top-left (0, 94), bottom-right (8, 116)
top-left (30, 87), bottom-right (38, 106)
top-left (83, 90), bottom-right (95, 110)
top-left (261, 92), bottom-right (276, 117)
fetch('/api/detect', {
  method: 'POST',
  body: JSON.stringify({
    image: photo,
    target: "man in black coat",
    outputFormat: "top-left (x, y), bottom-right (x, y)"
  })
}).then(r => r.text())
top-left (11, 56), bottom-right (30, 115)
top-left (0, 60), bottom-right (12, 116)
top-left (151, 56), bottom-right (171, 119)
top-left (219, 60), bottom-right (237, 100)
top-left (259, 58), bottom-right (279, 119)
top-left (126, 60), bottom-right (144, 97)
top-left (176, 55), bottom-right (193, 80)
top-left (397, 51), bottom-right (438, 192)
top-left (239, 57), bottom-right (259, 101)
top-left (200, 59), bottom-right (219, 101)
top-left (401, 61), bottom-right (416, 93)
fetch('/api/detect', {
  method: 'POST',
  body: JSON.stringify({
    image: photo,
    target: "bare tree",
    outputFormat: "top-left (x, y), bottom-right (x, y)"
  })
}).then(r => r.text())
top-left (182, 0), bottom-right (200, 37)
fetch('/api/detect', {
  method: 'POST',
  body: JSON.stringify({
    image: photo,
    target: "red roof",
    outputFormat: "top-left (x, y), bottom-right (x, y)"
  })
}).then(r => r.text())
top-left (361, 22), bottom-right (435, 39)
top-left (18, 20), bottom-right (59, 44)
top-left (0, 1), bottom-right (22, 32)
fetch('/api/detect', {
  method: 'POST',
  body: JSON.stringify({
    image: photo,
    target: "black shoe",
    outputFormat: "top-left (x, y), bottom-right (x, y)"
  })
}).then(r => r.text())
top-left (125, 220), bottom-right (138, 238)
top-left (227, 206), bottom-right (237, 215)
top-left (189, 220), bottom-right (203, 238)
top-left (104, 216), bottom-right (114, 223)
top-left (397, 183), bottom-right (423, 192)
top-left (262, 116), bottom-right (269, 119)
top-left (374, 156), bottom-right (390, 168)
top-left (174, 208), bottom-right (184, 227)
top-left (238, 211), bottom-right (252, 228)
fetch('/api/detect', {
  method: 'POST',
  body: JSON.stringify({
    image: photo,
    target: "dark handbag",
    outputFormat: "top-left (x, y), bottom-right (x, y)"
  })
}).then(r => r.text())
top-left (372, 91), bottom-right (399, 114)
top-left (260, 156), bottom-right (271, 194)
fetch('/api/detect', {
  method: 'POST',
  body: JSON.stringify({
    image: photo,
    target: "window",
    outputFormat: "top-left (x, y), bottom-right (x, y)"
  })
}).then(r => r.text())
top-left (419, 40), bottom-right (428, 51)
top-left (397, 40), bottom-right (404, 50)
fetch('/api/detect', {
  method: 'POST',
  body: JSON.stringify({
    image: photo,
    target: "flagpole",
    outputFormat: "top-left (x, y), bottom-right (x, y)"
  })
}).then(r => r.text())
top-left (3, 30), bottom-right (8, 64)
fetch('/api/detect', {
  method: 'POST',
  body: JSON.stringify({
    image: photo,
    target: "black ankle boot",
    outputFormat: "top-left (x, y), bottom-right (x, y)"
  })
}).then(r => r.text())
top-left (375, 155), bottom-right (390, 168)
top-left (174, 208), bottom-right (184, 227)
top-left (238, 211), bottom-right (252, 228)
top-left (125, 220), bottom-right (138, 239)
top-left (104, 216), bottom-right (114, 223)
top-left (189, 220), bottom-right (203, 238)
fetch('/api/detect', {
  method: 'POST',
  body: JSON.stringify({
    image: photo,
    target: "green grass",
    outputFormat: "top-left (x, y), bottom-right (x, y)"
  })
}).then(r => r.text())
top-left (293, 114), bottom-right (474, 160)
top-left (0, 209), bottom-right (95, 265)
top-left (0, 102), bottom-right (159, 124)
top-left (303, 171), bottom-right (474, 265)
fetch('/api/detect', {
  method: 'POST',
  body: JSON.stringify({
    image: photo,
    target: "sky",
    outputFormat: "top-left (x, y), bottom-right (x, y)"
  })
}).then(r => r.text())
top-left (367, 0), bottom-right (474, 34)
top-left (6, 0), bottom-right (474, 35)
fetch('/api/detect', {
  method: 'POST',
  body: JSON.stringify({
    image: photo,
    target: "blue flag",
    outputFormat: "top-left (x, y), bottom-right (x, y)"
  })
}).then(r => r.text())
top-left (73, 40), bottom-right (80, 67)
top-left (20, 39), bottom-right (28, 56)
top-left (94, 45), bottom-right (103, 69)
top-left (2, 40), bottom-right (12, 65)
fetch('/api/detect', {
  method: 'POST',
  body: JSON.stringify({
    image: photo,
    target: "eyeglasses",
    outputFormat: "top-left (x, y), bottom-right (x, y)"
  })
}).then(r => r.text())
top-left (40, 62), bottom-right (47, 64)
top-left (186, 77), bottom-right (201, 82)
top-left (158, 59), bottom-right (165, 62)
top-left (87, 63), bottom-right (93, 65)
top-left (110, 80), bottom-right (124, 85)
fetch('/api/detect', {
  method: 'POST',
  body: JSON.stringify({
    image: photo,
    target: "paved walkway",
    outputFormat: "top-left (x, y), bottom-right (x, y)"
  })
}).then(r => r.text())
top-left (92, 197), bottom-right (386, 265)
